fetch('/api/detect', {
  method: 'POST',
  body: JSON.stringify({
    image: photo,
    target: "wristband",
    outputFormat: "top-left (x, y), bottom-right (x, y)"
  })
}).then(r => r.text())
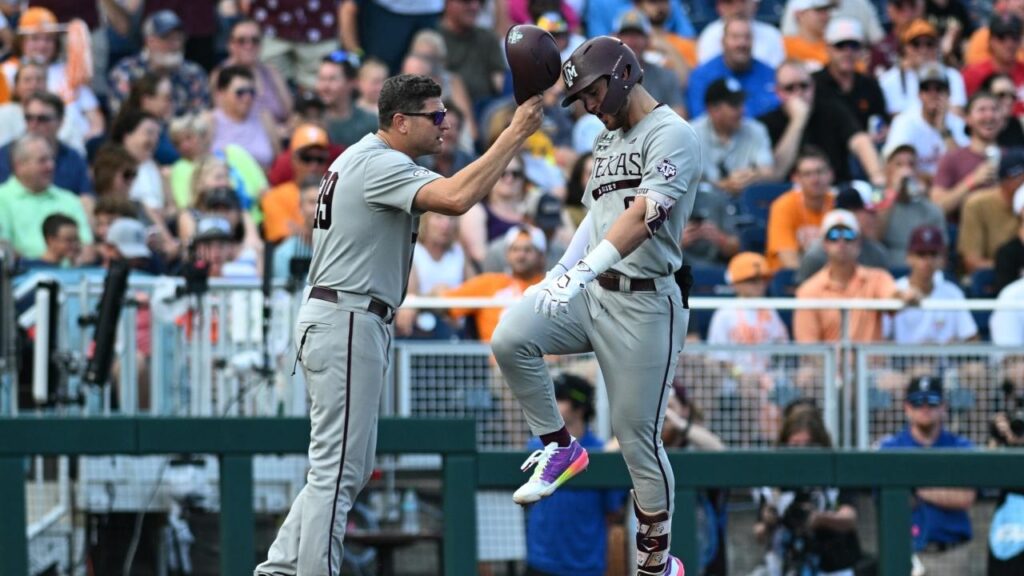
top-left (580, 240), bottom-right (622, 276)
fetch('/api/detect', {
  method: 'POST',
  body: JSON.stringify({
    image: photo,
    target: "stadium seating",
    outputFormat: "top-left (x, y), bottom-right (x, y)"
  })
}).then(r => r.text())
top-left (969, 268), bottom-right (997, 341)
top-left (689, 264), bottom-right (733, 339)
top-left (739, 182), bottom-right (790, 225)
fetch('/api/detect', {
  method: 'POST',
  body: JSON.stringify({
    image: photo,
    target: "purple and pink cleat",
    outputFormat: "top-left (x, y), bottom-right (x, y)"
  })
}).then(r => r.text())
top-left (512, 437), bottom-right (589, 505)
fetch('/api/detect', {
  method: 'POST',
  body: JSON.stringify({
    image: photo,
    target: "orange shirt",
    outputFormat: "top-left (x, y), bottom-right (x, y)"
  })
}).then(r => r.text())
top-left (443, 272), bottom-right (542, 342)
top-left (783, 36), bottom-right (829, 68)
top-left (261, 181), bottom-right (302, 243)
top-left (964, 27), bottom-right (1024, 66)
top-left (765, 189), bottom-right (835, 272)
top-left (664, 34), bottom-right (697, 68)
top-left (793, 265), bottom-right (896, 343)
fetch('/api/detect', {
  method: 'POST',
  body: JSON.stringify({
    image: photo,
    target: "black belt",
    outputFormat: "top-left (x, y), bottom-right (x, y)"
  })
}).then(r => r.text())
top-left (922, 539), bottom-right (968, 553)
top-left (309, 286), bottom-right (392, 321)
top-left (596, 272), bottom-right (657, 292)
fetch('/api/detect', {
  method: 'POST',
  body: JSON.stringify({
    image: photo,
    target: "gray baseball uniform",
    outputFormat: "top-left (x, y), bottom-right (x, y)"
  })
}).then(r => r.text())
top-left (492, 105), bottom-right (700, 514)
top-left (257, 133), bottom-right (441, 576)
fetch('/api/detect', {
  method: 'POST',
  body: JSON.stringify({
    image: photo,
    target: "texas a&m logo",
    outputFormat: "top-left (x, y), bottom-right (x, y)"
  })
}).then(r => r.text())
top-left (563, 62), bottom-right (578, 88)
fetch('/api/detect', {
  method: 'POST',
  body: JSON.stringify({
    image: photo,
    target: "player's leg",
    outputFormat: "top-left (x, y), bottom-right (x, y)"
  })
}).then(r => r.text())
top-left (255, 486), bottom-right (306, 575)
top-left (286, 305), bottom-right (389, 575)
top-left (491, 291), bottom-right (593, 504)
top-left (593, 290), bottom-right (688, 576)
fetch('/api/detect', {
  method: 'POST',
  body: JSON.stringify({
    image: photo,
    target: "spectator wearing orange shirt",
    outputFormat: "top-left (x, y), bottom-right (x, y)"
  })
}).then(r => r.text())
top-left (794, 209), bottom-right (919, 343)
top-left (783, 0), bottom-right (835, 70)
top-left (765, 147), bottom-right (835, 272)
top-left (963, 0), bottom-right (1024, 66)
top-left (963, 14), bottom-right (1024, 117)
top-left (443, 225), bottom-right (545, 342)
top-left (261, 124), bottom-right (330, 243)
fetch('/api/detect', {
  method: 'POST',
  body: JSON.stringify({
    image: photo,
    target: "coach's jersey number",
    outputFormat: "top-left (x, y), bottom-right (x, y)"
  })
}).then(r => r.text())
top-left (315, 171), bottom-right (338, 230)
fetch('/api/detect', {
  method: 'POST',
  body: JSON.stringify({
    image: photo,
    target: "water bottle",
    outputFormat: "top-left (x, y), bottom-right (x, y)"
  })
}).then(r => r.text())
top-left (401, 488), bottom-right (420, 534)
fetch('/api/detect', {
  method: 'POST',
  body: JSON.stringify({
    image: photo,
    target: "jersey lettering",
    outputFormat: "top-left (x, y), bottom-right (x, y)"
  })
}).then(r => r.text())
top-left (315, 171), bottom-right (338, 230)
top-left (593, 178), bottom-right (642, 201)
top-left (592, 152), bottom-right (643, 179)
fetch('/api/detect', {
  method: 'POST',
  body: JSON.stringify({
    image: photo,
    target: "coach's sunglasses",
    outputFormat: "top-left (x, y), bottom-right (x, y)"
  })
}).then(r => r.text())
top-left (401, 109), bottom-right (447, 126)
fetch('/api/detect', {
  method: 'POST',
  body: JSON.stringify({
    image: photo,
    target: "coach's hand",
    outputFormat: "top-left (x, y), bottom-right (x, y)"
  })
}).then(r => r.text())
top-left (534, 261), bottom-right (596, 318)
top-left (511, 95), bottom-right (544, 139)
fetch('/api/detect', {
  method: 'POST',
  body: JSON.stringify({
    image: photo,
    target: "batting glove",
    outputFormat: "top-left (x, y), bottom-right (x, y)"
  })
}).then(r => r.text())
top-left (534, 260), bottom-right (597, 318)
top-left (524, 263), bottom-right (567, 298)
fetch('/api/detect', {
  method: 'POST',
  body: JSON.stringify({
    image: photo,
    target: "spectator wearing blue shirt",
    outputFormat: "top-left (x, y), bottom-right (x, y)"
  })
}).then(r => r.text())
top-left (686, 18), bottom-right (778, 119)
top-left (0, 92), bottom-right (93, 197)
top-left (878, 375), bottom-right (975, 575)
top-left (586, 0), bottom-right (694, 39)
top-left (525, 373), bottom-right (626, 576)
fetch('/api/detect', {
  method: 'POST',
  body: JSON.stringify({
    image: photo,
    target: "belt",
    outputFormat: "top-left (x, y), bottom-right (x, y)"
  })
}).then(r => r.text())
top-left (922, 540), bottom-right (968, 553)
top-left (309, 286), bottom-right (392, 321)
top-left (596, 272), bottom-right (657, 292)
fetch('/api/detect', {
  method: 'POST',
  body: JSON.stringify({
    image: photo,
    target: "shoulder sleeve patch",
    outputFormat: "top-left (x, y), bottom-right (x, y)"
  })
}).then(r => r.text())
top-left (656, 158), bottom-right (677, 180)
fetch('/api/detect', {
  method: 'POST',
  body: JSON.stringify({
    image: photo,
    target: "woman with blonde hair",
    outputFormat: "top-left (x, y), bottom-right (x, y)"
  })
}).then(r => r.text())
top-left (177, 155), bottom-right (261, 253)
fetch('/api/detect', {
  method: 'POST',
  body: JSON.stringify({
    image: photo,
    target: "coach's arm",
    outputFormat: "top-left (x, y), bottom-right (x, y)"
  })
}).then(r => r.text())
top-left (413, 97), bottom-right (543, 216)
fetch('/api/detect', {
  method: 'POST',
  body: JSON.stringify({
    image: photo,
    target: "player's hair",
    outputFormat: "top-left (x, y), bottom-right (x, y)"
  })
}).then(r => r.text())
top-left (378, 74), bottom-right (442, 130)
top-left (778, 404), bottom-right (832, 448)
top-left (23, 90), bottom-right (64, 120)
top-left (92, 144), bottom-right (138, 194)
top-left (42, 213), bottom-right (77, 240)
top-left (216, 65), bottom-right (255, 92)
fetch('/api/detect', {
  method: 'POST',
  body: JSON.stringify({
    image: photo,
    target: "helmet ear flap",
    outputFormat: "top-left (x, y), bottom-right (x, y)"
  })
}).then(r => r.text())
top-left (599, 58), bottom-right (642, 116)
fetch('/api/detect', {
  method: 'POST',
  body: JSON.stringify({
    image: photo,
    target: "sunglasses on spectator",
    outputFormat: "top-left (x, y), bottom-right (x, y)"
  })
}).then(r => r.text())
top-left (909, 37), bottom-right (937, 49)
top-left (232, 35), bottom-right (261, 46)
top-left (323, 49), bottom-right (361, 68)
top-left (907, 393), bottom-right (942, 407)
top-left (833, 40), bottom-right (862, 51)
top-left (995, 91), bottom-right (1017, 100)
top-left (919, 82), bottom-right (948, 93)
top-left (298, 151), bottom-right (330, 164)
top-left (122, 168), bottom-right (138, 180)
top-left (779, 81), bottom-right (811, 93)
top-left (234, 87), bottom-right (256, 98)
top-left (993, 32), bottom-right (1021, 42)
top-left (502, 169), bottom-right (524, 179)
top-left (401, 109), bottom-right (447, 126)
top-left (912, 251), bottom-right (940, 258)
top-left (824, 227), bottom-right (858, 242)
top-left (25, 113), bottom-right (55, 124)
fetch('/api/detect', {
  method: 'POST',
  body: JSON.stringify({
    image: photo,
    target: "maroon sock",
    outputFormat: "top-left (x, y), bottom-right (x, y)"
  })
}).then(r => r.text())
top-left (539, 426), bottom-right (572, 447)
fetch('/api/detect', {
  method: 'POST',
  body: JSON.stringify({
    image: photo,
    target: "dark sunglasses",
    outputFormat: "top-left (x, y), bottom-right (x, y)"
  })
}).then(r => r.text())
top-left (122, 168), bottom-right (138, 180)
top-left (401, 109), bottom-right (447, 126)
top-left (912, 251), bottom-right (940, 258)
top-left (907, 393), bottom-right (942, 407)
top-left (825, 227), bottom-right (858, 242)
top-left (323, 49), bottom-right (361, 68)
top-left (833, 40), bottom-right (862, 51)
top-left (298, 151), bottom-right (330, 164)
top-left (919, 81), bottom-right (949, 93)
top-left (779, 81), bottom-right (811, 93)
top-left (995, 91), bottom-right (1017, 100)
top-left (25, 113), bottom-right (55, 123)
top-left (234, 87), bottom-right (256, 97)
top-left (993, 32), bottom-right (1021, 42)
top-left (232, 35), bottom-right (261, 46)
top-left (909, 37), bottom-right (937, 49)
top-left (502, 169), bottom-right (524, 179)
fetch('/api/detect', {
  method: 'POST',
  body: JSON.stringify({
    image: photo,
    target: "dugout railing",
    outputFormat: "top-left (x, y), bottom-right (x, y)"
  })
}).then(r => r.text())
top-left (2, 416), bottom-right (1022, 576)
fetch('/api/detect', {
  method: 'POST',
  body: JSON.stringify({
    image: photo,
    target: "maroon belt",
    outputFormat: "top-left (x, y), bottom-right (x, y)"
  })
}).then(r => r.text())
top-left (309, 286), bottom-right (391, 320)
top-left (596, 272), bottom-right (657, 292)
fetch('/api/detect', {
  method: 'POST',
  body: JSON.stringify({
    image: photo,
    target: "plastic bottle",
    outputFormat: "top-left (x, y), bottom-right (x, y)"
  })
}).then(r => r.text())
top-left (401, 488), bottom-right (420, 533)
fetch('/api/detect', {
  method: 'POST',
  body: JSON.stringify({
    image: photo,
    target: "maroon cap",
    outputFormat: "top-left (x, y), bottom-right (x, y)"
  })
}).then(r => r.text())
top-left (908, 224), bottom-right (945, 253)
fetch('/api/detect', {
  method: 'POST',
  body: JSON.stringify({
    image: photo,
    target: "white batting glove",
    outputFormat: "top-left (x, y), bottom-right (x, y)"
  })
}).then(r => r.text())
top-left (534, 261), bottom-right (597, 318)
top-left (524, 263), bottom-right (567, 298)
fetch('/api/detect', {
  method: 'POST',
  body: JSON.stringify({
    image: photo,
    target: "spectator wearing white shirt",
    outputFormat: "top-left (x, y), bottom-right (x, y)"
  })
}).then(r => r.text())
top-left (780, 0), bottom-right (884, 44)
top-left (696, 0), bottom-right (785, 68)
top-left (878, 19), bottom-right (967, 116)
top-left (992, 277), bottom-right (1024, 346)
top-left (887, 225), bottom-right (978, 344)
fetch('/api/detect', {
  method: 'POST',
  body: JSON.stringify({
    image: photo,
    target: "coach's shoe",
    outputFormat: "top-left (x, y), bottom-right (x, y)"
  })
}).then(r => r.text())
top-left (634, 491), bottom-right (684, 576)
top-left (512, 438), bottom-right (589, 505)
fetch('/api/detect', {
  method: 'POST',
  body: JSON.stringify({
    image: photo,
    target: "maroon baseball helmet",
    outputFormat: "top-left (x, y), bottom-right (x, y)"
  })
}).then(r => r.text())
top-left (560, 36), bottom-right (643, 115)
top-left (504, 24), bottom-right (562, 104)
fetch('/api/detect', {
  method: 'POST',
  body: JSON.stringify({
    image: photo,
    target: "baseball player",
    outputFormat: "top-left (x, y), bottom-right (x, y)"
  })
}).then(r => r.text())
top-left (255, 74), bottom-right (542, 576)
top-left (491, 36), bottom-right (701, 576)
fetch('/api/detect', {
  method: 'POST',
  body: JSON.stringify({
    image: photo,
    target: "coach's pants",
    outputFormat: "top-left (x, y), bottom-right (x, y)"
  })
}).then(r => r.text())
top-left (256, 295), bottom-right (390, 576)
top-left (492, 280), bottom-right (687, 513)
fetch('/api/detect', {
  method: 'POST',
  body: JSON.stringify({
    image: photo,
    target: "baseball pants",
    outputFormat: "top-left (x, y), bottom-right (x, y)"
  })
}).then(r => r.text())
top-left (256, 294), bottom-right (390, 576)
top-left (492, 278), bottom-right (687, 513)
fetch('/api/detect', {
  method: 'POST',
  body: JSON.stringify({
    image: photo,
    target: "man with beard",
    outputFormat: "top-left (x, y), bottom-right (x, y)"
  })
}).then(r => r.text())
top-left (930, 91), bottom-right (1003, 220)
top-left (878, 376), bottom-right (975, 575)
top-left (108, 10), bottom-right (210, 116)
top-left (697, 0), bottom-right (784, 68)
top-left (686, 18), bottom-right (779, 119)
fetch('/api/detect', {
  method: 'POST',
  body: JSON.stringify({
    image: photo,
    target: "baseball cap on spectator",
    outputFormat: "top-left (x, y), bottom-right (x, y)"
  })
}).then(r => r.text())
top-left (536, 11), bottom-right (569, 35)
top-left (554, 372), bottom-right (596, 421)
top-left (998, 147), bottom-right (1024, 181)
top-left (906, 375), bottom-right (943, 406)
top-left (790, 0), bottom-right (836, 12)
top-left (531, 193), bottom-right (563, 232)
top-left (616, 9), bottom-right (652, 35)
top-left (820, 209), bottom-right (860, 236)
top-left (825, 18), bottom-right (864, 44)
top-left (900, 19), bottom-right (937, 44)
top-left (504, 224), bottom-right (547, 254)
top-left (194, 216), bottom-right (233, 243)
top-left (990, 13), bottom-right (1023, 39)
top-left (17, 7), bottom-right (59, 34)
top-left (835, 180), bottom-right (876, 212)
top-left (290, 124), bottom-right (329, 152)
top-left (144, 9), bottom-right (183, 37)
top-left (884, 143), bottom-right (917, 162)
top-left (726, 252), bottom-right (770, 284)
top-left (907, 224), bottom-right (945, 253)
top-left (106, 218), bottom-right (152, 259)
top-left (295, 90), bottom-right (325, 116)
top-left (704, 77), bottom-right (745, 107)
top-left (917, 63), bottom-right (949, 88)
top-left (203, 186), bottom-right (241, 210)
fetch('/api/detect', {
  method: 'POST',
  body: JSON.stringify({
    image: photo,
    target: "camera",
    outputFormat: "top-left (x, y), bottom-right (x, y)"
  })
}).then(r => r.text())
top-left (989, 381), bottom-right (1024, 445)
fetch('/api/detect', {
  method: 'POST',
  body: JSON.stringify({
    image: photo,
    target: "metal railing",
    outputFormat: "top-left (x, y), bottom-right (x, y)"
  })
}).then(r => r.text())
top-left (3, 417), bottom-right (1021, 576)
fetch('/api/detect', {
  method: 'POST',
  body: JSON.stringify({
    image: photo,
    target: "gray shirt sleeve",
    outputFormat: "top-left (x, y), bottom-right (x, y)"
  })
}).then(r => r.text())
top-left (363, 151), bottom-right (443, 215)
top-left (750, 120), bottom-right (774, 169)
top-left (638, 119), bottom-right (701, 203)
